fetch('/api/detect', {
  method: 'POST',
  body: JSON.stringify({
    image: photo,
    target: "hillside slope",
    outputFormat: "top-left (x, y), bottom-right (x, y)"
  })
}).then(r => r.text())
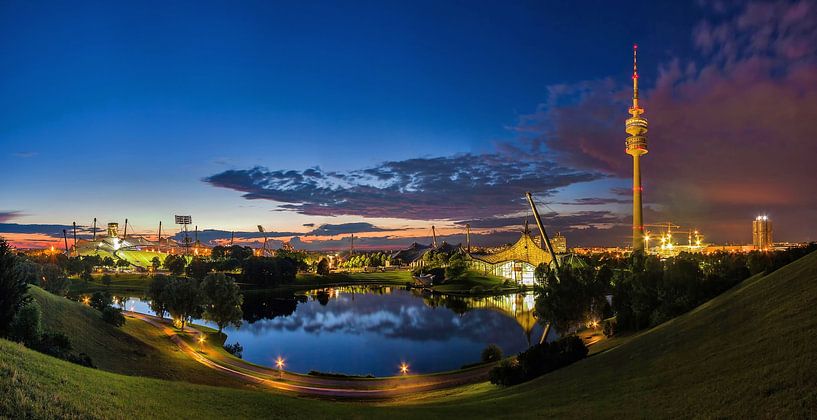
top-left (3, 251), bottom-right (817, 418)
top-left (30, 286), bottom-right (249, 388)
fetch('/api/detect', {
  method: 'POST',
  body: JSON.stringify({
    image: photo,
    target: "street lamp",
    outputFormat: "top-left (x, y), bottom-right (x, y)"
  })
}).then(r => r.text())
top-left (400, 362), bottom-right (409, 375)
top-left (276, 356), bottom-right (285, 378)
top-left (198, 335), bottom-right (206, 352)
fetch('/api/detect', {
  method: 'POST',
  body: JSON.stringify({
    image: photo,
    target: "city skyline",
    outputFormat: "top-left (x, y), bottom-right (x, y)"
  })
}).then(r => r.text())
top-left (3, 1), bottom-right (816, 250)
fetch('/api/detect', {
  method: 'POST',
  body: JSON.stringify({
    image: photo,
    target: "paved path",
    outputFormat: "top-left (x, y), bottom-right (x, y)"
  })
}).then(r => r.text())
top-left (126, 311), bottom-right (495, 399)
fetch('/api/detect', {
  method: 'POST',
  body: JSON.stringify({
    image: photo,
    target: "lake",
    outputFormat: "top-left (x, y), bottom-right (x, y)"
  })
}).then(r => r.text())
top-left (123, 285), bottom-right (551, 377)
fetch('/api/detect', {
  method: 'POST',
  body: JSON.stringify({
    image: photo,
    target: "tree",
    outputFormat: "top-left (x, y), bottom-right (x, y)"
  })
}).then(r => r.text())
top-left (9, 301), bottom-right (42, 346)
top-left (186, 257), bottom-right (212, 280)
top-left (200, 273), bottom-right (243, 333)
top-left (101, 274), bottom-right (112, 287)
top-left (150, 256), bottom-right (161, 271)
top-left (41, 263), bottom-right (70, 296)
top-left (444, 253), bottom-right (468, 280)
top-left (13, 259), bottom-right (42, 286)
top-left (116, 258), bottom-right (130, 269)
top-left (535, 264), bottom-right (607, 334)
top-left (90, 291), bottom-right (111, 311)
top-left (163, 254), bottom-right (187, 276)
top-left (0, 240), bottom-right (31, 337)
top-left (148, 275), bottom-right (171, 319)
top-left (163, 277), bottom-right (203, 331)
top-left (102, 256), bottom-right (116, 268)
top-left (316, 258), bottom-right (330, 275)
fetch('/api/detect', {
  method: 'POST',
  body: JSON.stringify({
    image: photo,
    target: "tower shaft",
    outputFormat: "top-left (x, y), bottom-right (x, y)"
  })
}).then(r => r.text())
top-left (632, 155), bottom-right (644, 251)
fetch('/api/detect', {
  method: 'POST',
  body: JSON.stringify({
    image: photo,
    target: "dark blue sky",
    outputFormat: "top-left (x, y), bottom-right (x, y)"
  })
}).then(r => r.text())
top-left (4, 1), bottom-right (814, 248)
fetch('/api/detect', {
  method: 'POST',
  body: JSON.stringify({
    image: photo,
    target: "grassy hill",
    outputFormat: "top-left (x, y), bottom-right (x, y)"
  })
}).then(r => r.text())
top-left (29, 286), bottom-right (250, 389)
top-left (3, 251), bottom-right (817, 418)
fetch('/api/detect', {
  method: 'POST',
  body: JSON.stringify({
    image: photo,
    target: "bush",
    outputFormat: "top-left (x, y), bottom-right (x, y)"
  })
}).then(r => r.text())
top-left (224, 342), bottom-right (244, 359)
top-left (489, 336), bottom-right (588, 387)
top-left (101, 274), bottom-right (112, 286)
top-left (9, 302), bottom-right (42, 346)
top-left (470, 285), bottom-right (484, 294)
top-left (481, 344), bottom-right (503, 363)
top-left (101, 306), bottom-right (126, 327)
top-left (32, 331), bottom-right (74, 360)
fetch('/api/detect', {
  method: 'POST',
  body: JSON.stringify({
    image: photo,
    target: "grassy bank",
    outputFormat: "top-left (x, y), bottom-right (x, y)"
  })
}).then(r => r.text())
top-left (68, 273), bottom-right (152, 296)
top-left (3, 251), bottom-right (816, 418)
top-left (428, 271), bottom-right (511, 294)
top-left (29, 286), bottom-right (250, 389)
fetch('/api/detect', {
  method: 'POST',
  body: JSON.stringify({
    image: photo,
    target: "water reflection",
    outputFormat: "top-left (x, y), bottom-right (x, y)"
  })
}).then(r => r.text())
top-left (126, 285), bottom-right (551, 376)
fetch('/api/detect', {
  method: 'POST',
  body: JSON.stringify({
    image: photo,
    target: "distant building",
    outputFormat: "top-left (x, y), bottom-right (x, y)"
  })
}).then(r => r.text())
top-left (551, 232), bottom-right (567, 254)
top-left (752, 216), bottom-right (773, 250)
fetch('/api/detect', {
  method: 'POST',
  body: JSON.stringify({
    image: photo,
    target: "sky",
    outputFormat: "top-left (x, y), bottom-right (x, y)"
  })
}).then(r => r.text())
top-left (2, 0), bottom-right (816, 250)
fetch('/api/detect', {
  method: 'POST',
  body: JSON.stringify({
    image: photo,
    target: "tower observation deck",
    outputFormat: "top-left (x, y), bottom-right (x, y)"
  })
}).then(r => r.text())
top-left (626, 44), bottom-right (648, 251)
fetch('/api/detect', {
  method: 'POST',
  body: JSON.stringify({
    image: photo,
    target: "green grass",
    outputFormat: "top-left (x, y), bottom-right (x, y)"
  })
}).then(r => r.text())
top-left (69, 273), bottom-right (153, 295)
top-left (29, 286), bottom-right (250, 389)
top-left (251, 270), bottom-right (412, 293)
top-left (3, 251), bottom-right (817, 418)
top-left (429, 270), bottom-right (508, 293)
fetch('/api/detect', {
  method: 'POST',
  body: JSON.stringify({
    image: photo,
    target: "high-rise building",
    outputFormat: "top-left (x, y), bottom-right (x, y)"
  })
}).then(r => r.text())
top-left (626, 44), bottom-right (648, 251)
top-left (753, 216), bottom-right (773, 250)
top-left (551, 232), bottom-right (567, 254)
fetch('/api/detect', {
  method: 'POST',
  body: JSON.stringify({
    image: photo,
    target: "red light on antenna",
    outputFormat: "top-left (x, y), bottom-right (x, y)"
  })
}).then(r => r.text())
top-left (633, 43), bottom-right (638, 49)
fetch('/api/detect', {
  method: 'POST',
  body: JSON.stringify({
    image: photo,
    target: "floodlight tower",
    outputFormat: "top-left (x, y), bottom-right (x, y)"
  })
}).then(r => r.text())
top-left (626, 44), bottom-right (649, 252)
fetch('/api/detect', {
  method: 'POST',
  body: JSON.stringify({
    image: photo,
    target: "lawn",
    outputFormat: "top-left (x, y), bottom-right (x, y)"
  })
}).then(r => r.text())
top-left (69, 273), bottom-right (153, 295)
top-left (428, 270), bottom-right (508, 294)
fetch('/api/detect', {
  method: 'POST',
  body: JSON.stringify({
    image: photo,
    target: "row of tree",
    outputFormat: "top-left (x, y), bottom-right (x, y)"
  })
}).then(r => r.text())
top-left (337, 252), bottom-right (391, 269)
top-left (147, 273), bottom-right (243, 333)
top-left (532, 244), bottom-right (817, 336)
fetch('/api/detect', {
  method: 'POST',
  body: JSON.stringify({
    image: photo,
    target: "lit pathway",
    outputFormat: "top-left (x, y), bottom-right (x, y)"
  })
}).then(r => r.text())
top-left (126, 311), bottom-right (495, 399)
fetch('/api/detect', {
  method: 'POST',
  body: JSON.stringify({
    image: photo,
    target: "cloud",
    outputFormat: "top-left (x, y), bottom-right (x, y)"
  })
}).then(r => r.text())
top-left (507, 0), bottom-right (817, 243)
top-left (305, 222), bottom-right (397, 236)
top-left (168, 229), bottom-right (301, 246)
top-left (0, 223), bottom-right (93, 238)
top-left (11, 152), bottom-right (37, 158)
top-left (205, 154), bottom-right (603, 221)
top-left (0, 211), bottom-right (24, 223)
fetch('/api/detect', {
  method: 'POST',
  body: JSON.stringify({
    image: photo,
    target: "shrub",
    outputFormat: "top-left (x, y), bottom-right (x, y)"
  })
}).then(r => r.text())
top-left (101, 274), bottom-right (112, 286)
top-left (481, 344), bottom-right (503, 363)
top-left (9, 302), bottom-right (42, 346)
top-left (101, 306), bottom-right (126, 327)
top-left (470, 285), bottom-right (484, 294)
top-left (489, 336), bottom-right (588, 387)
top-left (224, 342), bottom-right (244, 359)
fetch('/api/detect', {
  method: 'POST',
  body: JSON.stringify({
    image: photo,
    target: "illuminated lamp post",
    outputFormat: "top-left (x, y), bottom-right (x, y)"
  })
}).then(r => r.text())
top-left (276, 356), bottom-right (285, 378)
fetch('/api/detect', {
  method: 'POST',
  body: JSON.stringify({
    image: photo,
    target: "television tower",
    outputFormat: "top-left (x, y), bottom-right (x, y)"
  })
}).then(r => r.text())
top-left (626, 44), bottom-right (648, 251)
